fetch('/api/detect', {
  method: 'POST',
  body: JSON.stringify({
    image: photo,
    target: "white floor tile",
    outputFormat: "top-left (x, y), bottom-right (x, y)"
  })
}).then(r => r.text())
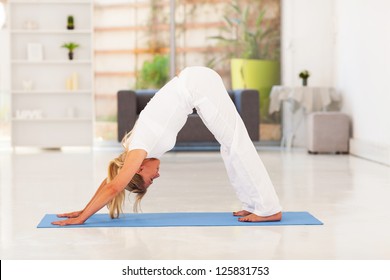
top-left (1, 148), bottom-right (389, 259)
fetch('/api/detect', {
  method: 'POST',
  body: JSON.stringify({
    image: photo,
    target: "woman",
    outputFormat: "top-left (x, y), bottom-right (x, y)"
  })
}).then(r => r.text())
top-left (52, 66), bottom-right (282, 226)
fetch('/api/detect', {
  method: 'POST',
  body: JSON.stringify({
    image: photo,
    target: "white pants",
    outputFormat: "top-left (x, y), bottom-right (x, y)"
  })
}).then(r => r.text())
top-left (177, 67), bottom-right (282, 216)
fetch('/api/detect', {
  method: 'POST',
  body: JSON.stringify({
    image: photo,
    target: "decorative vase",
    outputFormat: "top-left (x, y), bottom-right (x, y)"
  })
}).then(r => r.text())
top-left (231, 58), bottom-right (280, 122)
top-left (67, 16), bottom-right (74, 30)
top-left (302, 78), bottom-right (308, 86)
top-left (22, 79), bottom-right (34, 90)
top-left (68, 52), bottom-right (73, 60)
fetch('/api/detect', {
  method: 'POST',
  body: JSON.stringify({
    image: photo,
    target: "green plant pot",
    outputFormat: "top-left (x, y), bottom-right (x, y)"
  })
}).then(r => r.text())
top-left (231, 58), bottom-right (280, 123)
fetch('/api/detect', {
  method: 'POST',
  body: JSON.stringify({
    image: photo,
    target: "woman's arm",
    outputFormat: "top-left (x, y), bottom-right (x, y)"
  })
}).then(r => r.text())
top-left (52, 149), bottom-right (147, 226)
top-left (56, 178), bottom-right (108, 218)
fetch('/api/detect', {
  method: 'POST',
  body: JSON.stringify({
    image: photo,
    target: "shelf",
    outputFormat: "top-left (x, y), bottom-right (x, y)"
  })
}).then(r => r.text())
top-left (11, 29), bottom-right (92, 34)
top-left (12, 90), bottom-right (91, 95)
top-left (10, 0), bottom-right (94, 148)
top-left (11, 60), bottom-right (92, 64)
top-left (10, 1), bottom-right (91, 5)
top-left (12, 118), bottom-right (93, 122)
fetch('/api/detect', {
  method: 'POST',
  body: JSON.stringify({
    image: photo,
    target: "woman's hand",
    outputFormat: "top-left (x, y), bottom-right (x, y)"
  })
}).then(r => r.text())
top-left (56, 210), bottom-right (83, 219)
top-left (51, 217), bottom-right (85, 226)
top-left (51, 150), bottom-right (147, 226)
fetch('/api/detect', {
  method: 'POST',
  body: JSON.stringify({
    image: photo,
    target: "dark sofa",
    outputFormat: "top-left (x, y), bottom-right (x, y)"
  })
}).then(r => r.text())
top-left (117, 89), bottom-right (260, 146)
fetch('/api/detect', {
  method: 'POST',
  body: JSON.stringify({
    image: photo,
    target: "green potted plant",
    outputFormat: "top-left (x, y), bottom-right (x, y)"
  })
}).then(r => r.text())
top-left (299, 70), bottom-right (310, 86)
top-left (209, 0), bottom-right (280, 123)
top-left (136, 55), bottom-right (169, 89)
top-left (67, 15), bottom-right (74, 30)
top-left (61, 42), bottom-right (79, 60)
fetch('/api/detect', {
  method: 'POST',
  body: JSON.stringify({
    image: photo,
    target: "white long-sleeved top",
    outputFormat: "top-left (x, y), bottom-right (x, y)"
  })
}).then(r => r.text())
top-left (124, 75), bottom-right (193, 158)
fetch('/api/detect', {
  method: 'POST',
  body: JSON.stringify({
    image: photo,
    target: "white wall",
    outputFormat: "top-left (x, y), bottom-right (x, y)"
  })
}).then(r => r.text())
top-left (281, 0), bottom-right (335, 86)
top-left (0, 18), bottom-right (11, 143)
top-left (0, 30), bottom-right (9, 91)
top-left (282, 0), bottom-right (390, 165)
top-left (334, 0), bottom-right (390, 165)
top-left (1, 0), bottom-right (10, 92)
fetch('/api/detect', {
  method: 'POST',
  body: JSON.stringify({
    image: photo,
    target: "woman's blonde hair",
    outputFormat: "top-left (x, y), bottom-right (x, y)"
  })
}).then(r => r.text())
top-left (106, 131), bottom-right (147, 218)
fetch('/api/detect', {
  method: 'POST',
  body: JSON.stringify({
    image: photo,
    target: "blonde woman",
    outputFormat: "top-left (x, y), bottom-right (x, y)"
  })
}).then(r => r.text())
top-left (52, 66), bottom-right (282, 226)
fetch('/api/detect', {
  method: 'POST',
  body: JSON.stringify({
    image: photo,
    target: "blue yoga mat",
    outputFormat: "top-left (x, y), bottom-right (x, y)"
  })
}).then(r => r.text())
top-left (37, 212), bottom-right (323, 228)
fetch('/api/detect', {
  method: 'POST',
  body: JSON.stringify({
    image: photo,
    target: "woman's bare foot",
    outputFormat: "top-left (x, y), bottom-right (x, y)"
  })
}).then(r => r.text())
top-left (233, 210), bottom-right (252, 217)
top-left (238, 212), bottom-right (282, 222)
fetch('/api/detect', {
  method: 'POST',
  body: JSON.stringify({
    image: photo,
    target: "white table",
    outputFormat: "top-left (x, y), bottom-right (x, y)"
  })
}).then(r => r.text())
top-left (269, 86), bottom-right (341, 148)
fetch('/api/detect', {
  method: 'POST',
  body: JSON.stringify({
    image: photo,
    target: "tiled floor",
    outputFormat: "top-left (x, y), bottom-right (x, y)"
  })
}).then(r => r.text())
top-left (1, 147), bottom-right (389, 260)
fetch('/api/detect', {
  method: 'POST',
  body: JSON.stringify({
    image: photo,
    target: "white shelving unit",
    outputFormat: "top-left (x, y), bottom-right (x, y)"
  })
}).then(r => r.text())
top-left (9, 0), bottom-right (94, 148)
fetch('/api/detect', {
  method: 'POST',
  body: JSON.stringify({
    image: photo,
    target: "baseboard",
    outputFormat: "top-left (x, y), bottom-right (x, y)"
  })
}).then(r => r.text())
top-left (349, 138), bottom-right (390, 166)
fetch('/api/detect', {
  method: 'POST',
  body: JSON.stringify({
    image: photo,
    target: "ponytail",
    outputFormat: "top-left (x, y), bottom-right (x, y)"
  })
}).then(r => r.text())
top-left (106, 150), bottom-right (147, 218)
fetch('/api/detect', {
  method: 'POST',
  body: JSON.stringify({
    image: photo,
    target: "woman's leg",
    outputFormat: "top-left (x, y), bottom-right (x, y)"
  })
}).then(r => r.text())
top-left (178, 67), bottom-right (282, 220)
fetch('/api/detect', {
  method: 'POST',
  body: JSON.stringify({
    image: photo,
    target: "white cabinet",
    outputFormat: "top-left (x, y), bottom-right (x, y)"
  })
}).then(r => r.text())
top-left (9, 0), bottom-right (94, 147)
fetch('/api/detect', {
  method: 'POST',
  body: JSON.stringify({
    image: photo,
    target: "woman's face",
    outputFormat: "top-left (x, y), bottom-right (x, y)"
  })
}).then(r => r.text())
top-left (137, 158), bottom-right (160, 188)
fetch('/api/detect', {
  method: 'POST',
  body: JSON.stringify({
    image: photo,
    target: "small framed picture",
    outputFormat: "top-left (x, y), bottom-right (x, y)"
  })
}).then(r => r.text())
top-left (27, 43), bottom-right (43, 61)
